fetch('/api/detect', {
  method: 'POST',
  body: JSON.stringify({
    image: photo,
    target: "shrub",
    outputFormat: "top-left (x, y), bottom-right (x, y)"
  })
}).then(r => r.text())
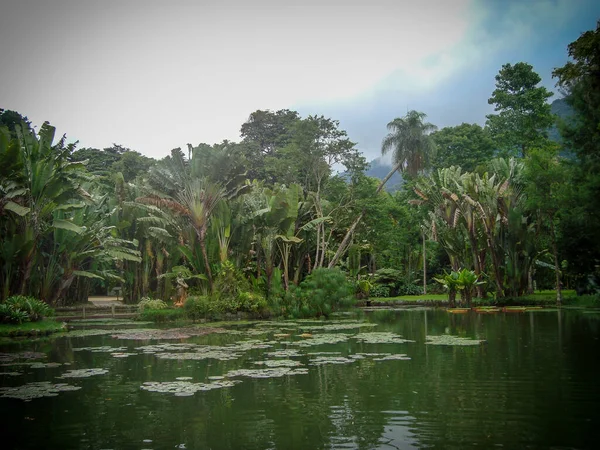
top-left (139, 308), bottom-right (185, 322)
top-left (283, 268), bottom-right (354, 318)
top-left (237, 291), bottom-right (269, 316)
top-left (137, 297), bottom-right (168, 312)
top-left (0, 304), bottom-right (30, 324)
top-left (370, 284), bottom-right (391, 298)
top-left (397, 283), bottom-right (423, 296)
top-left (4, 296), bottom-right (54, 322)
top-left (184, 295), bottom-right (213, 320)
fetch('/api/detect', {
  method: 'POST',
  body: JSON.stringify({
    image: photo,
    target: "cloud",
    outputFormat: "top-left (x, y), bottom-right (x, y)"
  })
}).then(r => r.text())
top-left (0, 0), bottom-right (471, 158)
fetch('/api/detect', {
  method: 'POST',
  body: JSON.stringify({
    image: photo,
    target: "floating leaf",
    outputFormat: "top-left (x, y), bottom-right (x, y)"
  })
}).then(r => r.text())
top-left (425, 335), bottom-right (485, 346)
top-left (0, 382), bottom-right (81, 401)
top-left (141, 380), bottom-right (240, 396)
top-left (353, 332), bottom-right (415, 344)
top-left (225, 367), bottom-right (308, 379)
top-left (59, 368), bottom-right (109, 378)
top-left (253, 359), bottom-right (303, 368)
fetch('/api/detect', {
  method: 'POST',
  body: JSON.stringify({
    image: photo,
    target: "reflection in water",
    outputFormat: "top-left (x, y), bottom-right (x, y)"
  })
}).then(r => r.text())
top-left (0, 309), bottom-right (599, 449)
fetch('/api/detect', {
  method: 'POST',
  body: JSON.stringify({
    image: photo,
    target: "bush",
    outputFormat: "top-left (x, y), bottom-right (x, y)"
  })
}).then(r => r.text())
top-left (137, 297), bottom-right (168, 312)
top-left (139, 308), bottom-right (185, 322)
top-left (282, 268), bottom-right (354, 318)
top-left (397, 283), bottom-right (423, 296)
top-left (184, 295), bottom-right (213, 320)
top-left (0, 304), bottom-right (30, 324)
top-left (237, 291), bottom-right (269, 316)
top-left (370, 284), bottom-right (391, 298)
top-left (2, 296), bottom-right (54, 322)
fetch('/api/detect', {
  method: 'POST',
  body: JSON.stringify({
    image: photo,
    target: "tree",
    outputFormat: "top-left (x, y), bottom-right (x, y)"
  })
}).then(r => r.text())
top-left (240, 109), bottom-right (300, 155)
top-left (486, 62), bottom-right (554, 157)
top-left (430, 123), bottom-right (495, 172)
top-left (381, 110), bottom-right (437, 178)
top-left (552, 20), bottom-right (600, 292)
top-left (329, 111), bottom-right (436, 268)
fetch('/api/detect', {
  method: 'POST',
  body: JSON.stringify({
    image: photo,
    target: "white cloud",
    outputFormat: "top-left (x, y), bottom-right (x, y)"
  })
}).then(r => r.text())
top-left (0, 0), bottom-right (472, 158)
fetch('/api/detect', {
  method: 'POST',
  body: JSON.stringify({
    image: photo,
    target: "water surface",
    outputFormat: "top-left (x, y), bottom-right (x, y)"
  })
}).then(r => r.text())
top-left (1, 308), bottom-right (599, 449)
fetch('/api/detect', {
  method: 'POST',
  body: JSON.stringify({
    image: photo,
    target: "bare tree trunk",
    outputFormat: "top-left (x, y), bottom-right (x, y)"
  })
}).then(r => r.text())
top-left (328, 162), bottom-right (403, 268)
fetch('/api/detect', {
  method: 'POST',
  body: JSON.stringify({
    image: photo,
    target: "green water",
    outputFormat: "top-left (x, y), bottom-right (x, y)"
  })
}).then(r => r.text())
top-left (1, 308), bottom-right (599, 449)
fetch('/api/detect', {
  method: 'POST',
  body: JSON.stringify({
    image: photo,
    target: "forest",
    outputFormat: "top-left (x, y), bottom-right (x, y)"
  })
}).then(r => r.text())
top-left (1, 22), bottom-right (599, 321)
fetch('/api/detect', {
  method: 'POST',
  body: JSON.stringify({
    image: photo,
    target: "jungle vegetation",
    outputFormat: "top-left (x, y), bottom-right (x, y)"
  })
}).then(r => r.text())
top-left (1, 23), bottom-right (599, 316)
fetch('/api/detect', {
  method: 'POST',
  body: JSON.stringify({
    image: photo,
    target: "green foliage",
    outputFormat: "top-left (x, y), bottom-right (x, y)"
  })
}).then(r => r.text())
top-left (0, 304), bottom-right (30, 324)
top-left (369, 284), bottom-right (391, 298)
top-left (486, 62), bottom-right (554, 157)
top-left (137, 297), bottom-right (168, 312)
top-left (382, 110), bottom-right (437, 177)
top-left (184, 295), bottom-right (213, 320)
top-left (4, 296), bottom-right (54, 322)
top-left (430, 123), bottom-right (494, 172)
top-left (282, 268), bottom-right (355, 318)
top-left (139, 308), bottom-right (185, 323)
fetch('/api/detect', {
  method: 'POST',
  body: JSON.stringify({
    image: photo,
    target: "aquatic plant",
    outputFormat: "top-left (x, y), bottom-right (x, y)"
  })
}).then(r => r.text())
top-left (264, 349), bottom-right (303, 358)
top-left (298, 322), bottom-right (378, 332)
top-left (353, 332), bottom-right (415, 344)
top-left (29, 362), bottom-right (62, 368)
top-left (58, 368), bottom-right (109, 378)
top-left (291, 333), bottom-right (351, 347)
top-left (308, 356), bottom-right (357, 365)
top-left (140, 380), bottom-right (240, 396)
top-left (253, 359), bottom-right (303, 367)
top-left (425, 335), bottom-right (485, 346)
top-left (0, 381), bottom-right (81, 401)
top-left (0, 351), bottom-right (46, 363)
top-left (225, 367), bottom-right (309, 378)
top-left (73, 346), bottom-right (127, 353)
top-left (372, 354), bottom-right (411, 361)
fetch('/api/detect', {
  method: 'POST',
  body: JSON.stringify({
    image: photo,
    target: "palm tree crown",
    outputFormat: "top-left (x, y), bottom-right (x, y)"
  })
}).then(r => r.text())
top-left (381, 110), bottom-right (437, 177)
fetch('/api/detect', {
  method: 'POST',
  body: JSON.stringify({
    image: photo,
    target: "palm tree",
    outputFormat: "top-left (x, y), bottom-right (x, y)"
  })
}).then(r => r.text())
top-left (328, 111), bottom-right (437, 268)
top-left (139, 179), bottom-right (225, 292)
top-left (381, 110), bottom-right (437, 178)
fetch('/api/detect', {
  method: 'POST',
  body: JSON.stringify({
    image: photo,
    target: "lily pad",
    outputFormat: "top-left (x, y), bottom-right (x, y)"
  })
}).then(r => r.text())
top-left (425, 335), bottom-right (485, 346)
top-left (175, 377), bottom-right (193, 381)
top-left (264, 349), bottom-right (303, 358)
top-left (308, 356), bottom-right (357, 366)
top-left (29, 362), bottom-right (63, 369)
top-left (253, 359), bottom-right (303, 368)
top-left (0, 352), bottom-right (46, 363)
top-left (291, 333), bottom-right (351, 347)
top-left (58, 368), bottom-right (109, 378)
top-left (372, 354), bottom-right (411, 361)
top-left (0, 381), bottom-right (81, 401)
top-left (141, 380), bottom-right (240, 396)
top-left (225, 367), bottom-right (309, 378)
top-left (111, 327), bottom-right (226, 341)
top-left (0, 371), bottom-right (22, 376)
top-left (135, 343), bottom-right (198, 353)
top-left (299, 322), bottom-right (378, 332)
top-left (353, 332), bottom-right (415, 344)
top-left (111, 352), bottom-right (138, 358)
top-left (66, 329), bottom-right (116, 338)
top-left (73, 346), bottom-right (127, 353)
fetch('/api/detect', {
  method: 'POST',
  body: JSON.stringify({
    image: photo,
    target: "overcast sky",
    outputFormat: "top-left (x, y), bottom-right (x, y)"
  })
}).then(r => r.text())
top-left (1, 0), bottom-right (599, 162)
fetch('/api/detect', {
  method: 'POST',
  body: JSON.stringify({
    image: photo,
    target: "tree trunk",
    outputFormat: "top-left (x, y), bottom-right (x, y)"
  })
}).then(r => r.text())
top-left (550, 219), bottom-right (562, 306)
top-left (328, 162), bottom-right (403, 268)
top-left (198, 227), bottom-right (213, 293)
top-left (422, 232), bottom-right (427, 295)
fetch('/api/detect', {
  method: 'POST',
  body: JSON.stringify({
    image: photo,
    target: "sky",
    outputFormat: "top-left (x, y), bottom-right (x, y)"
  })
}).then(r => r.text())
top-left (0, 0), bottom-right (599, 162)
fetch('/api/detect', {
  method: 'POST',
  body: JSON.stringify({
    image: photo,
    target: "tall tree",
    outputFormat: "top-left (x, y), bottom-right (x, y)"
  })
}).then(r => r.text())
top-left (486, 62), bottom-right (554, 157)
top-left (381, 110), bottom-right (437, 178)
top-left (329, 111), bottom-right (436, 268)
top-left (552, 20), bottom-right (600, 292)
top-left (430, 123), bottom-right (494, 172)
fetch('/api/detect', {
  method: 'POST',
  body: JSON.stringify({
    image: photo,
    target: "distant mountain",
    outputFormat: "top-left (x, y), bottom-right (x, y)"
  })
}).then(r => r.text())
top-left (364, 157), bottom-right (403, 192)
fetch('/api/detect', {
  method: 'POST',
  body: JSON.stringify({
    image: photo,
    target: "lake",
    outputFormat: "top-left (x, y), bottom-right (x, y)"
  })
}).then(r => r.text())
top-left (1, 308), bottom-right (599, 449)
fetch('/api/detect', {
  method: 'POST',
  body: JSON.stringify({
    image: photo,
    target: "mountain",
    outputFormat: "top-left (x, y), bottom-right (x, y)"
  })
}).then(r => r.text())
top-left (364, 157), bottom-right (403, 191)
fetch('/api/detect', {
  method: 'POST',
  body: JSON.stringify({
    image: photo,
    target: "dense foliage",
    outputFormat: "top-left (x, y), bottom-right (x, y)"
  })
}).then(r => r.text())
top-left (1, 24), bottom-right (599, 313)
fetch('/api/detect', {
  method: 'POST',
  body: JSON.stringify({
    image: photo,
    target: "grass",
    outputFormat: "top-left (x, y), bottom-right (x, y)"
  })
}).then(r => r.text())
top-left (0, 319), bottom-right (66, 337)
top-left (369, 290), bottom-right (597, 307)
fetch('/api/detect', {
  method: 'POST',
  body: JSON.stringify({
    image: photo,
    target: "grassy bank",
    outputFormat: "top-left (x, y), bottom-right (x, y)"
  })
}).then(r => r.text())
top-left (0, 319), bottom-right (67, 338)
top-left (368, 290), bottom-right (600, 307)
